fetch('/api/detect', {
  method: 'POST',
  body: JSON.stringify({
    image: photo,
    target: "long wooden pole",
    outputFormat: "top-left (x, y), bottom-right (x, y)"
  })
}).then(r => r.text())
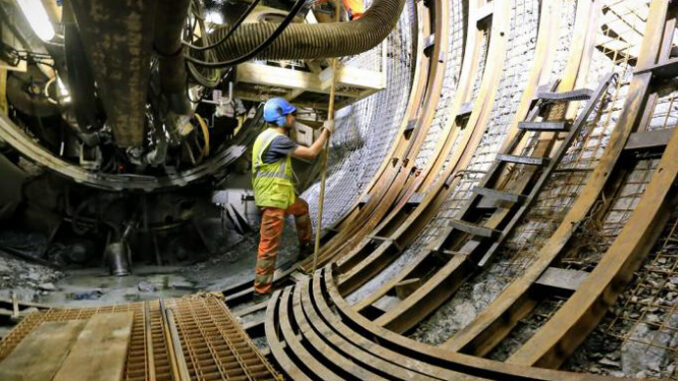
top-left (312, 57), bottom-right (337, 274)
top-left (312, 2), bottom-right (341, 274)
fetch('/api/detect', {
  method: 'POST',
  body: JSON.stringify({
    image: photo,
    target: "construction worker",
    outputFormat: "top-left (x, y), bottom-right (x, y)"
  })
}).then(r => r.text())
top-left (341, 0), bottom-right (365, 20)
top-left (251, 97), bottom-right (333, 302)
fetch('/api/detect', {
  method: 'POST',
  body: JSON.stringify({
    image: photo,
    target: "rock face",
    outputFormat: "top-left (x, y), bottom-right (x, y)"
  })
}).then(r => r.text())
top-left (409, 270), bottom-right (510, 345)
top-left (0, 255), bottom-right (63, 302)
top-left (621, 312), bottom-right (678, 379)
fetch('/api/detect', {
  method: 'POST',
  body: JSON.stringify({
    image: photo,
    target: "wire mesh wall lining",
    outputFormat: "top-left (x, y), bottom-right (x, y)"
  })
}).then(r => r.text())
top-left (434, 20), bottom-right (491, 184)
top-left (562, 95), bottom-right (678, 380)
top-left (346, 0), bottom-right (540, 308)
top-left (0, 297), bottom-right (279, 381)
top-left (549, 0), bottom-right (578, 78)
top-left (578, 212), bottom-right (678, 380)
top-left (488, 1), bottom-right (678, 372)
top-left (471, 31), bottom-right (489, 100)
top-left (413, 0), bottom-right (540, 253)
top-left (413, 0), bottom-right (466, 169)
top-left (346, 18), bottom-right (493, 306)
top-left (494, 0), bottom-right (650, 279)
top-left (301, 0), bottom-right (415, 228)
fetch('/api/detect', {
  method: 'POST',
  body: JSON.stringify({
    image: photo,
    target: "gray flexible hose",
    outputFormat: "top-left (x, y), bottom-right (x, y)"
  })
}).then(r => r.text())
top-left (211, 0), bottom-right (405, 61)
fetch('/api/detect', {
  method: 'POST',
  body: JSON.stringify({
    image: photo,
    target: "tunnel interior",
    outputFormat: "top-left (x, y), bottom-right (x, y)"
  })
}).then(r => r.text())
top-left (0, 0), bottom-right (677, 380)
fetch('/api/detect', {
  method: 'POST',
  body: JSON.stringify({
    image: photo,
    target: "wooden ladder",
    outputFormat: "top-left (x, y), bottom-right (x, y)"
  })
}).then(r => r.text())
top-left (433, 72), bottom-right (618, 267)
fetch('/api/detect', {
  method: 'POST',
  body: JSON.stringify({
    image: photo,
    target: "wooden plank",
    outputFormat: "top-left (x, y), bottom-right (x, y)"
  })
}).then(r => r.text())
top-left (624, 128), bottom-right (673, 151)
top-left (497, 154), bottom-right (549, 166)
top-left (0, 68), bottom-right (6, 115)
top-left (472, 186), bottom-right (525, 204)
top-left (448, 219), bottom-right (499, 239)
top-left (53, 312), bottom-right (135, 381)
top-left (634, 56), bottom-right (678, 79)
top-left (0, 320), bottom-right (86, 381)
top-left (534, 267), bottom-right (589, 292)
top-left (476, 2), bottom-right (493, 27)
top-left (517, 121), bottom-right (569, 131)
top-left (395, 278), bottom-right (422, 299)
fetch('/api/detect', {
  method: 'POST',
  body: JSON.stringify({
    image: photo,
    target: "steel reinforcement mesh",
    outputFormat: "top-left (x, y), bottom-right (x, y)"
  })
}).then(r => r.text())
top-left (346, 0), bottom-right (540, 310)
top-left (497, 0), bottom-right (651, 278)
top-left (566, 212), bottom-right (678, 379)
top-left (413, 0), bottom-right (466, 169)
top-left (563, 85), bottom-right (678, 380)
top-left (301, 0), bottom-right (416, 228)
top-left (399, 0), bottom-right (650, 346)
top-left (478, 1), bottom-right (676, 372)
top-left (0, 296), bottom-right (279, 381)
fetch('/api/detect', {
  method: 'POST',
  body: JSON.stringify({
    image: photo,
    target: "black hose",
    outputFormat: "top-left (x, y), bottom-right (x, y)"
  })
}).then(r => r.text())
top-left (207, 0), bottom-right (404, 61)
top-left (185, 0), bottom-right (306, 67)
top-left (183, 0), bottom-right (261, 52)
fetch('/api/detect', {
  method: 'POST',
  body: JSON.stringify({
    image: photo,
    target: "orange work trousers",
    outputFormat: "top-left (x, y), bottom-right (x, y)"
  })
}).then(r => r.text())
top-left (254, 198), bottom-right (312, 294)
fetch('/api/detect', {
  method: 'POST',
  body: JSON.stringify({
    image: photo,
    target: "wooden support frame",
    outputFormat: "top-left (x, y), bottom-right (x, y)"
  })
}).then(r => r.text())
top-left (334, 0), bottom-right (497, 294)
top-left (297, 0), bottom-right (452, 271)
top-left (443, 0), bottom-right (670, 362)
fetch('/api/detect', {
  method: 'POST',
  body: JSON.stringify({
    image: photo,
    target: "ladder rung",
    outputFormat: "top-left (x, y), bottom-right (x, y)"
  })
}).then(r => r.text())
top-left (518, 121), bottom-right (569, 132)
top-left (406, 192), bottom-right (427, 206)
top-left (473, 186), bottom-right (525, 206)
top-left (624, 129), bottom-right (673, 151)
top-left (448, 219), bottom-right (499, 239)
top-left (535, 267), bottom-right (589, 292)
top-left (536, 88), bottom-right (594, 102)
top-left (497, 154), bottom-right (549, 166)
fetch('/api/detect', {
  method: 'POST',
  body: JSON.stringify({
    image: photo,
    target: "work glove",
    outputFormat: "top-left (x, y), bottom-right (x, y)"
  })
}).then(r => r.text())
top-left (322, 120), bottom-right (335, 134)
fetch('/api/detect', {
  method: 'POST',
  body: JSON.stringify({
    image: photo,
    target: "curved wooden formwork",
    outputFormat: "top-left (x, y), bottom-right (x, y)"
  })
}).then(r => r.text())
top-left (441, 0), bottom-right (675, 365)
top-left (264, 266), bottom-right (631, 380)
top-left (336, 0), bottom-right (588, 336)
top-left (297, 0), bottom-right (454, 270)
top-left (336, 0), bottom-right (511, 298)
top-left (239, 0), bottom-right (678, 379)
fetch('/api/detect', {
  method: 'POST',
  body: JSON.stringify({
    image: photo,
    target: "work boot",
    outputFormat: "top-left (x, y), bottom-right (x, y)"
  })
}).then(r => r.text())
top-left (299, 242), bottom-right (314, 261)
top-left (252, 291), bottom-right (271, 305)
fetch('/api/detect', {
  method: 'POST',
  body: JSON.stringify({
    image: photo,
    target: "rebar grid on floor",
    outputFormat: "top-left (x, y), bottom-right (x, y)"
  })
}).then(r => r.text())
top-left (0, 295), bottom-right (280, 381)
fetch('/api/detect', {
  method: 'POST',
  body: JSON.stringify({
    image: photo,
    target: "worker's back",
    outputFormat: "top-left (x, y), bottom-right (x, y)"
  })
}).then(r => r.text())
top-left (251, 128), bottom-right (296, 210)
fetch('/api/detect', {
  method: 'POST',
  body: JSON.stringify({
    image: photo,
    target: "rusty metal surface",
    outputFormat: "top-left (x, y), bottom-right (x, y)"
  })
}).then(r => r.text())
top-left (0, 295), bottom-right (280, 381)
top-left (67, 0), bottom-right (156, 148)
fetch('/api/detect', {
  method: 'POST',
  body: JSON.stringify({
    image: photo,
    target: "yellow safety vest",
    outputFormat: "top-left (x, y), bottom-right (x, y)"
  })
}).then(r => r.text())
top-left (252, 128), bottom-right (296, 209)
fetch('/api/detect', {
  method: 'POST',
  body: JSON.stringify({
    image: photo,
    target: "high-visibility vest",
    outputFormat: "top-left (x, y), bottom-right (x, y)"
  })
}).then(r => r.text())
top-left (251, 128), bottom-right (296, 209)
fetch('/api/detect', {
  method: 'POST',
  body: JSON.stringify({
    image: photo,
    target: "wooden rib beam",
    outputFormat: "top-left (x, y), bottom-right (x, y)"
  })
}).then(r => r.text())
top-left (345, 0), bottom-right (570, 334)
top-left (298, 0), bottom-right (451, 271)
top-left (321, 266), bottom-right (621, 381)
top-left (442, 0), bottom-right (668, 359)
top-left (336, 0), bottom-right (509, 298)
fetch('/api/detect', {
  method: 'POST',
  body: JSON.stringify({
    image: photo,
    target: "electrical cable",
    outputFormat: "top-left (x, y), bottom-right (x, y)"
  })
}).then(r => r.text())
top-left (182, 0), bottom-right (261, 52)
top-left (184, 0), bottom-right (305, 68)
top-left (194, 113), bottom-right (210, 156)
